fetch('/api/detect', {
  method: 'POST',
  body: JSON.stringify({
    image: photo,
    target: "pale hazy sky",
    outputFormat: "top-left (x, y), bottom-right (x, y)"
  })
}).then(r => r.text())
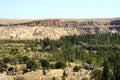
top-left (0, 0), bottom-right (120, 19)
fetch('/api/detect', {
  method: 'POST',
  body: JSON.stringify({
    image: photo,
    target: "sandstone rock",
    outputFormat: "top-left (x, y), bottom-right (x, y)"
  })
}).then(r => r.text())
top-left (0, 18), bottom-right (120, 40)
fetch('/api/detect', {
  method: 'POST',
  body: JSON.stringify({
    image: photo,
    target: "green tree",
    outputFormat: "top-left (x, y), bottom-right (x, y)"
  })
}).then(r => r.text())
top-left (62, 70), bottom-right (66, 80)
top-left (8, 67), bottom-right (14, 72)
top-left (2, 57), bottom-right (11, 63)
top-left (20, 56), bottom-right (30, 64)
top-left (91, 69), bottom-right (102, 80)
top-left (102, 60), bottom-right (110, 80)
top-left (0, 60), bottom-right (8, 73)
top-left (55, 61), bottom-right (66, 69)
top-left (114, 64), bottom-right (120, 80)
top-left (26, 60), bottom-right (40, 70)
top-left (42, 67), bottom-right (46, 75)
top-left (40, 59), bottom-right (50, 69)
top-left (73, 66), bottom-right (80, 72)
top-left (10, 48), bottom-right (19, 55)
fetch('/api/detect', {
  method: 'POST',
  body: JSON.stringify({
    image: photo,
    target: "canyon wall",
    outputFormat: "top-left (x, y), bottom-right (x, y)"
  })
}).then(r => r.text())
top-left (0, 18), bottom-right (120, 39)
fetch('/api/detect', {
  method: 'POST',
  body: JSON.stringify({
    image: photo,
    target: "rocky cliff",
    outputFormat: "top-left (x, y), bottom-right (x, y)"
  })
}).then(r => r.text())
top-left (0, 18), bottom-right (120, 39)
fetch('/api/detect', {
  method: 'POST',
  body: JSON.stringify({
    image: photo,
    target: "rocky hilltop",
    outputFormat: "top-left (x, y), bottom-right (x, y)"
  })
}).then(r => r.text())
top-left (0, 18), bottom-right (120, 39)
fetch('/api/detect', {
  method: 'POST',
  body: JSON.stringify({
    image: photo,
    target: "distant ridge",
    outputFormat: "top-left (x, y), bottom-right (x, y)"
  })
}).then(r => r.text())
top-left (0, 17), bottom-right (120, 40)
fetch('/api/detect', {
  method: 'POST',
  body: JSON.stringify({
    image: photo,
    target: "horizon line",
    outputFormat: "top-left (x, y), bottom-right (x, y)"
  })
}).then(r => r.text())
top-left (0, 17), bottom-right (120, 20)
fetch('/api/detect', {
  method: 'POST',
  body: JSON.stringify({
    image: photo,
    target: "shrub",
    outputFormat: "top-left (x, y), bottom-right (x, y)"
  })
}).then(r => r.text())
top-left (8, 67), bottom-right (14, 72)
top-left (82, 63), bottom-right (89, 70)
top-left (0, 60), bottom-right (8, 73)
top-left (26, 60), bottom-right (40, 70)
top-left (10, 48), bottom-right (19, 55)
top-left (40, 59), bottom-right (50, 69)
top-left (20, 56), bottom-right (30, 64)
top-left (42, 67), bottom-right (46, 75)
top-left (73, 66), bottom-right (80, 72)
top-left (63, 70), bottom-right (67, 77)
top-left (89, 64), bottom-right (94, 70)
top-left (55, 61), bottom-right (66, 69)
top-left (15, 77), bottom-right (25, 80)
top-left (52, 77), bottom-right (56, 80)
top-left (91, 69), bottom-right (102, 80)
top-left (3, 57), bottom-right (11, 63)
top-left (50, 63), bottom-right (55, 69)
top-left (81, 78), bottom-right (88, 80)
top-left (82, 63), bottom-right (94, 70)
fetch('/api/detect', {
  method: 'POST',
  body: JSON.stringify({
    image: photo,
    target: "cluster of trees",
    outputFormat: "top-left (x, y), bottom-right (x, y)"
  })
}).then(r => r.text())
top-left (0, 33), bottom-right (120, 80)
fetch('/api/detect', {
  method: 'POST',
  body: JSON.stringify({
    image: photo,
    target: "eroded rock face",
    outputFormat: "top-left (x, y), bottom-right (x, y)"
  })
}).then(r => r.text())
top-left (2, 19), bottom-right (108, 27)
top-left (110, 20), bottom-right (120, 25)
top-left (0, 18), bottom-right (120, 39)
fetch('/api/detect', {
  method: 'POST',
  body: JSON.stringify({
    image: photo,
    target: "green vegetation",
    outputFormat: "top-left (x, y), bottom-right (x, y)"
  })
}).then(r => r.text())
top-left (73, 66), bottom-right (80, 72)
top-left (42, 67), bottom-right (46, 75)
top-left (52, 77), bottom-right (56, 80)
top-left (40, 59), bottom-right (50, 69)
top-left (62, 70), bottom-right (67, 80)
top-left (0, 33), bottom-right (120, 80)
top-left (55, 61), bottom-right (66, 69)
top-left (91, 69), bottom-right (102, 80)
top-left (26, 59), bottom-right (40, 70)
top-left (81, 78), bottom-right (88, 80)
top-left (10, 48), bottom-right (19, 55)
top-left (15, 77), bottom-right (25, 80)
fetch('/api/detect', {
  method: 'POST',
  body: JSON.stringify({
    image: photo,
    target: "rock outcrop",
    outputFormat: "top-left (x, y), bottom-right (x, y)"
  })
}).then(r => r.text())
top-left (0, 18), bottom-right (120, 39)
top-left (0, 19), bottom-right (109, 27)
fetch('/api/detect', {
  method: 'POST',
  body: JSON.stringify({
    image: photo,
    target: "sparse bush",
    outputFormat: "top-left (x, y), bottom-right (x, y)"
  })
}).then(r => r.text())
top-left (23, 67), bottom-right (28, 74)
top-left (89, 64), bottom-right (94, 70)
top-left (10, 48), bottom-right (19, 55)
top-left (50, 63), bottom-right (55, 69)
top-left (73, 66), bottom-right (80, 72)
top-left (91, 69), bottom-right (102, 79)
top-left (52, 77), bottom-right (56, 80)
top-left (8, 67), bottom-right (14, 72)
top-left (82, 63), bottom-right (94, 70)
top-left (42, 67), bottom-right (46, 75)
top-left (26, 60), bottom-right (40, 70)
top-left (81, 78), bottom-right (88, 80)
top-left (15, 77), bottom-right (25, 80)
top-left (20, 56), bottom-right (30, 64)
top-left (62, 70), bottom-right (66, 80)
top-left (40, 59), bottom-right (50, 69)
top-left (83, 63), bottom-right (89, 69)
top-left (55, 61), bottom-right (66, 69)
top-left (3, 57), bottom-right (11, 63)
top-left (0, 60), bottom-right (8, 73)
top-left (63, 70), bottom-right (67, 77)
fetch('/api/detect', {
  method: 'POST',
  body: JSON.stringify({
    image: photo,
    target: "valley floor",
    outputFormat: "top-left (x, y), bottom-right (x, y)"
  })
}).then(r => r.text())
top-left (1, 68), bottom-right (91, 80)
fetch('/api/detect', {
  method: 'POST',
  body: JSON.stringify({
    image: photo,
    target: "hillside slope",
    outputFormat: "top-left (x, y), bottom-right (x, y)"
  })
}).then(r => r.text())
top-left (0, 18), bottom-right (120, 39)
